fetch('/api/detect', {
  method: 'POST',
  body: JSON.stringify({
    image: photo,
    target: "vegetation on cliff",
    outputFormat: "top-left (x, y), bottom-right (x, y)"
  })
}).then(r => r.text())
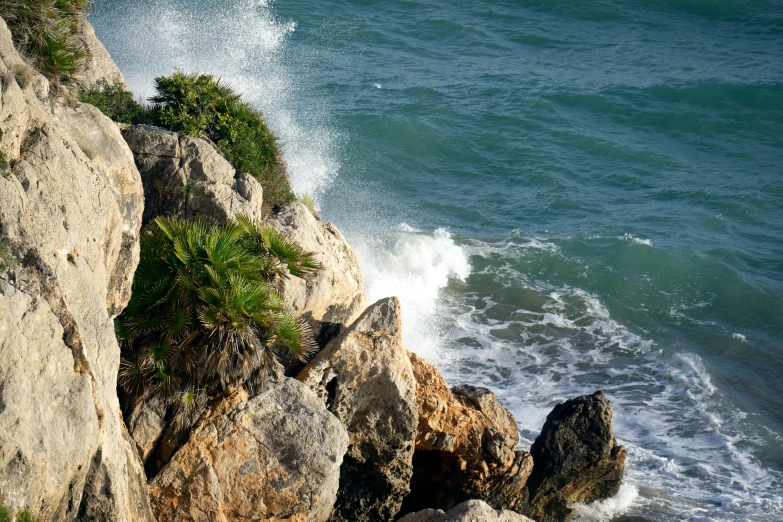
top-left (80, 71), bottom-right (295, 209)
top-left (0, 502), bottom-right (39, 522)
top-left (0, 0), bottom-right (90, 84)
top-left (117, 214), bottom-right (319, 432)
top-left (79, 77), bottom-right (147, 123)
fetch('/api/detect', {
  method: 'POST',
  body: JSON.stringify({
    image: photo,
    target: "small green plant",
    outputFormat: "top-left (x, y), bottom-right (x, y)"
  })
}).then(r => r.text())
top-left (117, 215), bottom-right (320, 432)
top-left (0, 151), bottom-right (8, 171)
top-left (0, 240), bottom-right (15, 274)
top-left (149, 71), bottom-right (294, 209)
top-left (299, 193), bottom-right (318, 217)
top-left (0, 0), bottom-right (92, 85)
top-left (22, 128), bottom-right (42, 153)
top-left (0, 502), bottom-right (39, 522)
top-left (16, 511), bottom-right (39, 522)
top-left (79, 78), bottom-right (152, 124)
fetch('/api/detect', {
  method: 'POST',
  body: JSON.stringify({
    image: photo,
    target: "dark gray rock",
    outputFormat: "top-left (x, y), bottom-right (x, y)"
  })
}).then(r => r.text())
top-left (527, 391), bottom-right (627, 522)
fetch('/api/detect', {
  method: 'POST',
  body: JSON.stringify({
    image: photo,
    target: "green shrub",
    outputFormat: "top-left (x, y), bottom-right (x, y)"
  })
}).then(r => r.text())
top-left (0, 0), bottom-right (91, 85)
top-left (79, 78), bottom-right (151, 124)
top-left (117, 215), bottom-right (319, 432)
top-left (149, 71), bottom-right (294, 209)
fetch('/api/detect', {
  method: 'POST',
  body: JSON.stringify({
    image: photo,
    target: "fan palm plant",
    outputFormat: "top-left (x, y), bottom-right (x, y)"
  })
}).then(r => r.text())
top-left (0, 0), bottom-right (91, 84)
top-left (118, 215), bottom-right (320, 432)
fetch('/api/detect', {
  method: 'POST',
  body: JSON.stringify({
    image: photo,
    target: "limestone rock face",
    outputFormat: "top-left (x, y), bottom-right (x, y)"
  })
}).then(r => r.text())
top-left (122, 124), bottom-right (264, 225)
top-left (268, 202), bottom-right (367, 329)
top-left (77, 18), bottom-right (127, 90)
top-left (297, 297), bottom-right (417, 522)
top-left (0, 18), bottom-right (152, 522)
top-left (398, 500), bottom-right (535, 522)
top-left (402, 354), bottom-right (533, 515)
top-left (148, 379), bottom-right (349, 522)
top-left (527, 391), bottom-right (627, 522)
top-left (127, 397), bottom-right (167, 463)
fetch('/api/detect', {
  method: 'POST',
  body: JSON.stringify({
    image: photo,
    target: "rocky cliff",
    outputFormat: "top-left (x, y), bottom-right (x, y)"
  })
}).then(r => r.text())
top-left (0, 18), bottom-right (153, 522)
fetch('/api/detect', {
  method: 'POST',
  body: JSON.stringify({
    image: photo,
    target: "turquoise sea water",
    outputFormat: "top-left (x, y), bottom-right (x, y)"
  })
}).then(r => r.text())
top-left (92, 0), bottom-right (783, 519)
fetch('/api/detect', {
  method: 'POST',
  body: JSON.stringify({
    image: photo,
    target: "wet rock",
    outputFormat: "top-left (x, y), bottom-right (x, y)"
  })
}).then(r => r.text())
top-left (148, 379), bottom-right (349, 522)
top-left (297, 297), bottom-right (417, 522)
top-left (401, 353), bottom-right (533, 515)
top-left (398, 499), bottom-right (535, 522)
top-left (527, 391), bottom-right (627, 522)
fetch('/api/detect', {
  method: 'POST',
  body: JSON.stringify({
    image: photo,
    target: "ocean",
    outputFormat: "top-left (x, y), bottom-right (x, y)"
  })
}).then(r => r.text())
top-left (91, 0), bottom-right (783, 520)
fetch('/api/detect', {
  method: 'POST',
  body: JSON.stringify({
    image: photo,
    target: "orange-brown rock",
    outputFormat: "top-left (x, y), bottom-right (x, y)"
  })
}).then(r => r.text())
top-left (148, 379), bottom-right (349, 522)
top-left (400, 353), bottom-right (533, 515)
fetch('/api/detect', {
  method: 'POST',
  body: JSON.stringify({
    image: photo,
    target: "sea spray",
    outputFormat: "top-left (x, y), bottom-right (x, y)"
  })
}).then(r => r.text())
top-left (350, 224), bottom-right (471, 361)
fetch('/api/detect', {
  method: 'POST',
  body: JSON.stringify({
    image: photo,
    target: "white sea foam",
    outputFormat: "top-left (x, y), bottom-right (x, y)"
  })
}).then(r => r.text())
top-left (572, 483), bottom-right (639, 521)
top-left (350, 226), bottom-right (471, 361)
top-left (621, 233), bottom-right (653, 246)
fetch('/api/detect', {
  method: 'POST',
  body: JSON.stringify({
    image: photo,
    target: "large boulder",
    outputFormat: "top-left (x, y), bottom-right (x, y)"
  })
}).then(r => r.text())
top-left (148, 379), bottom-right (349, 522)
top-left (398, 500), bottom-right (535, 522)
top-left (0, 18), bottom-right (153, 522)
top-left (268, 202), bottom-right (367, 331)
top-left (122, 124), bottom-right (264, 225)
top-left (77, 18), bottom-right (127, 90)
top-left (401, 354), bottom-right (533, 515)
top-left (297, 297), bottom-right (418, 522)
top-left (527, 391), bottom-right (627, 522)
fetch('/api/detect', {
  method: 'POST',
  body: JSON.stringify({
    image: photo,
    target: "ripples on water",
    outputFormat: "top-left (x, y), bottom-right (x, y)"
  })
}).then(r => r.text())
top-left (93, 0), bottom-right (783, 519)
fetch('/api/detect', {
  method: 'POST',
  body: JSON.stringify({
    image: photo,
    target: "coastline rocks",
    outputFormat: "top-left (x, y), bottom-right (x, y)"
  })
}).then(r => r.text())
top-left (297, 297), bottom-right (417, 522)
top-left (148, 379), bottom-right (349, 522)
top-left (402, 354), bottom-right (533, 514)
top-left (268, 202), bottom-right (367, 331)
top-left (122, 124), bottom-right (264, 225)
top-left (0, 17), bottom-right (153, 522)
top-left (527, 391), bottom-right (627, 522)
top-left (398, 500), bottom-right (535, 522)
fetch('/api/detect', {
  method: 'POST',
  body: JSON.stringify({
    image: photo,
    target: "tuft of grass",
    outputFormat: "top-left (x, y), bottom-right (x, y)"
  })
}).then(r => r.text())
top-left (0, 0), bottom-right (92, 85)
top-left (0, 502), bottom-right (39, 522)
top-left (79, 78), bottom-right (152, 124)
top-left (12, 64), bottom-right (34, 89)
top-left (149, 71), bottom-right (294, 209)
top-left (117, 215), bottom-right (320, 433)
top-left (16, 511), bottom-right (39, 522)
top-left (299, 193), bottom-right (318, 217)
top-left (0, 240), bottom-right (15, 274)
top-left (22, 127), bottom-right (42, 154)
top-left (0, 151), bottom-right (8, 171)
